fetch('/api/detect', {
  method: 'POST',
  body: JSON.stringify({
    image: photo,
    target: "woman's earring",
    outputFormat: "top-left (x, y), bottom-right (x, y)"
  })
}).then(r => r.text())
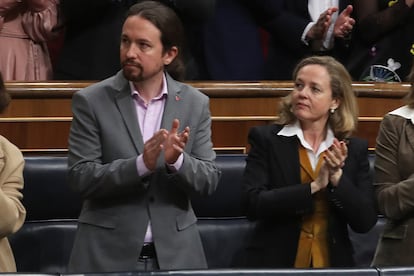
top-left (330, 108), bottom-right (335, 114)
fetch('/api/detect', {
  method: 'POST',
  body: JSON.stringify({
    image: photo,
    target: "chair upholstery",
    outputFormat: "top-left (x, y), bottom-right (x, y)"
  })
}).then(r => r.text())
top-left (192, 154), bottom-right (247, 217)
top-left (9, 220), bottom-right (77, 274)
top-left (21, 156), bottom-right (81, 220)
top-left (9, 153), bottom-right (385, 274)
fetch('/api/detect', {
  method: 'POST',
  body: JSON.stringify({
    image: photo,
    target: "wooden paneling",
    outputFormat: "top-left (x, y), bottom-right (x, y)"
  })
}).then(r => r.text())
top-left (2, 81), bottom-right (411, 154)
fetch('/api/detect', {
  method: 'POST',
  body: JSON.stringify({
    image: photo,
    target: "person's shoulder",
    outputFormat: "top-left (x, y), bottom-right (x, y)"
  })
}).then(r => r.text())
top-left (249, 123), bottom-right (283, 136)
top-left (346, 136), bottom-right (368, 153)
top-left (167, 75), bottom-right (208, 100)
top-left (76, 71), bottom-right (125, 97)
top-left (386, 106), bottom-right (414, 122)
top-left (0, 136), bottom-right (24, 163)
top-left (382, 113), bottom-right (406, 125)
top-left (380, 106), bottom-right (413, 132)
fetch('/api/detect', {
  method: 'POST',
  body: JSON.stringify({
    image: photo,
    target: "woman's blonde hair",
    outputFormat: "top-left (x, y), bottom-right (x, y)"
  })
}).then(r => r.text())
top-left (277, 56), bottom-right (358, 140)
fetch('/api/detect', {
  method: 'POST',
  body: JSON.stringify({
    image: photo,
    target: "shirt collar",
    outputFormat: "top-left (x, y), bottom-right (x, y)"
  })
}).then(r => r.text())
top-left (278, 120), bottom-right (335, 155)
top-left (389, 105), bottom-right (414, 124)
top-left (129, 73), bottom-right (168, 102)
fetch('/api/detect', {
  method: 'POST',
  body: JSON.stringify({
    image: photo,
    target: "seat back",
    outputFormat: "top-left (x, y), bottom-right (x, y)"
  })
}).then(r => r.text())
top-left (22, 156), bottom-right (81, 220)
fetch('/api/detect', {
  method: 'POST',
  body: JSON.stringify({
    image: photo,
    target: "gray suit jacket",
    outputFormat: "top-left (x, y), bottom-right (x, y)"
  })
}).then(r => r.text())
top-left (372, 111), bottom-right (414, 266)
top-left (67, 71), bottom-right (220, 272)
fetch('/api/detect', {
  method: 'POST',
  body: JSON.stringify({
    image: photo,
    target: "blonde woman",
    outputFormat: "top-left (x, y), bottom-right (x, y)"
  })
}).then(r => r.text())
top-left (242, 56), bottom-right (377, 268)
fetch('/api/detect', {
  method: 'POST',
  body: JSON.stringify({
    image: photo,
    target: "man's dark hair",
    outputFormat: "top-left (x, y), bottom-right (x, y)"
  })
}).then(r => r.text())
top-left (126, 1), bottom-right (186, 81)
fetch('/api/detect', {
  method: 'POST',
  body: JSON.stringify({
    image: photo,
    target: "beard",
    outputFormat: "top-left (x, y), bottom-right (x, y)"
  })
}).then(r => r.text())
top-left (122, 61), bottom-right (144, 82)
top-left (122, 60), bottom-right (164, 83)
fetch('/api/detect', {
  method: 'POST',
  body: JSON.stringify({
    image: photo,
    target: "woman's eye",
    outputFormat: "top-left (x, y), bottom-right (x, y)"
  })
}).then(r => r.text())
top-left (294, 83), bottom-right (303, 89)
top-left (312, 87), bottom-right (321, 93)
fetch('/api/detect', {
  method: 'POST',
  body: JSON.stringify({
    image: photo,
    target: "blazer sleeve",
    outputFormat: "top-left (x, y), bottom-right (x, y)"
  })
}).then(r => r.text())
top-left (326, 137), bottom-right (377, 233)
top-left (353, 0), bottom-right (412, 44)
top-left (0, 138), bottom-right (26, 237)
top-left (171, 89), bottom-right (221, 197)
top-left (242, 126), bottom-right (315, 221)
top-left (248, 0), bottom-right (309, 54)
top-left (68, 90), bottom-right (144, 200)
top-left (22, 0), bottom-right (60, 42)
top-left (374, 114), bottom-right (414, 220)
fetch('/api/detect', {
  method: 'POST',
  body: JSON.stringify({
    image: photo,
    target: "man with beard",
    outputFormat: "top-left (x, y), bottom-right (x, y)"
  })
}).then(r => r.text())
top-left (66, 1), bottom-right (220, 273)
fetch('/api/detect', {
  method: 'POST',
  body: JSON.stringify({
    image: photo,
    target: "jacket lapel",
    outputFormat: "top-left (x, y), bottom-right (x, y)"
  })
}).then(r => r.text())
top-left (160, 74), bottom-right (181, 130)
top-left (113, 73), bottom-right (144, 153)
top-left (405, 122), bottom-right (414, 153)
top-left (271, 127), bottom-right (301, 186)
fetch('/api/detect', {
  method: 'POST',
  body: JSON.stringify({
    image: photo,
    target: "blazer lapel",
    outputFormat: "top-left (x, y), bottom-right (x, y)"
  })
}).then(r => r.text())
top-left (405, 122), bottom-right (414, 153)
top-left (271, 128), bottom-right (301, 186)
top-left (160, 74), bottom-right (181, 130)
top-left (113, 74), bottom-right (144, 153)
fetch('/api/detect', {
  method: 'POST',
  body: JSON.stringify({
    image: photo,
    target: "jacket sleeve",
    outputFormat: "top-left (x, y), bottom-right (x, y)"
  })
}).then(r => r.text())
top-left (168, 89), bottom-right (221, 197)
top-left (325, 138), bottom-right (378, 233)
top-left (374, 114), bottom-right (414, 220)
top-left (0, 139), bottom-right (26, 237)
top-left (242, 126), bottom-right (315, 220)
top-left (22, 0), bottom-right (61, 42)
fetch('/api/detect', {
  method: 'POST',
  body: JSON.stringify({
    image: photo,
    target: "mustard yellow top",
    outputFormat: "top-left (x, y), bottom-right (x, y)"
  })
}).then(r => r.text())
top-left (294, 145), bottom-right (330, 268)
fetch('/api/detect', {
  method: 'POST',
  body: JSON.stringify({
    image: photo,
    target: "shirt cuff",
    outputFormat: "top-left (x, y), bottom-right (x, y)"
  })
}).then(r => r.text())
top-left (166, 153), bottom-right (184, 172)
top-left (137, 154), bottom-right (151, 177)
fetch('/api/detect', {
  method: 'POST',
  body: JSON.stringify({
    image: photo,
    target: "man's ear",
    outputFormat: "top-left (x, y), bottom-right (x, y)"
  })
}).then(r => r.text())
top-left (164, 46), bottom-right (178, 65)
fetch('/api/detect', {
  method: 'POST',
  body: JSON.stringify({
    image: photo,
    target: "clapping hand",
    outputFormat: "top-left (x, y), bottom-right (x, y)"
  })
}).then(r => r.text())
top-left (143, 119), bottom-right (190, 171)
top-left (308, 7), bottom-right (338, 40)
top-left (334, 5), bottom-right (355, 38)
top-left (164, 119), bottom-right (190, 165)
top-left (323, 138), bottom-right (347, 186)
top-left (311, 138), bottom-right (347, 193)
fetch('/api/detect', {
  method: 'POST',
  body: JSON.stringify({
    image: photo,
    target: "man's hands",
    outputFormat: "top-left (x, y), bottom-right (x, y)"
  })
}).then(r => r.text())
top-left (333, 5), bottom-right (355, 38)
top-left (307, 7), bottom-right (338, 41)
top-left (143, 119), bottom-right (189, 171)
top-left (306, 5), bottom-right (355, 48)
top-left (164, 119), bottom-right (190, 164)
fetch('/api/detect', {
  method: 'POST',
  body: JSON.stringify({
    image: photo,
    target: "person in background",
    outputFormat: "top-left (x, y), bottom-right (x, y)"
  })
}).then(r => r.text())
top-left (54, 0), bottom-right (215, 81)
top-left (372, 59), bottom-right (414, 266)
top-left (198, 0), bottom-right (269, 80)
top-left (0, 72), bottom-right (26, 272)
top-left (0, 0), bottom-right (60, 81)
top-left (67, 1), bottom-right (220, 273)
top-left (347, 0), bottom-right (414, 81)
top-left (197, 0), bottom-right (355, 81)
top-left (241, 56), bottom-right (377, 268)
top-left (262, 0), bottom-right (355, 80)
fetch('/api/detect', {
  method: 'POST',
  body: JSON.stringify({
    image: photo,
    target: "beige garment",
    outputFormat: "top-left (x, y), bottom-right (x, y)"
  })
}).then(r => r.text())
top-left (0, 0), bottom-right (60, 81)
top-left (0, 135), bottom-right (26, 272)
